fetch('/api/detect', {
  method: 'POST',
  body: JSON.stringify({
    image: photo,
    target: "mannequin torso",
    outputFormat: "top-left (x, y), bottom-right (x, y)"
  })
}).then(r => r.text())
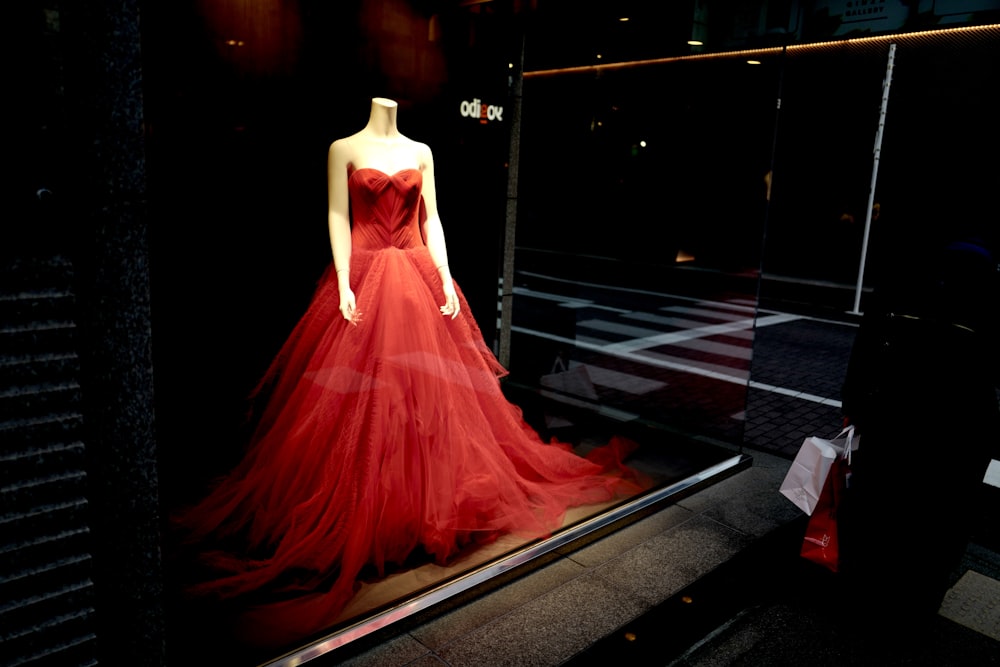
top-left (327, 97), bottom-right (456, 322)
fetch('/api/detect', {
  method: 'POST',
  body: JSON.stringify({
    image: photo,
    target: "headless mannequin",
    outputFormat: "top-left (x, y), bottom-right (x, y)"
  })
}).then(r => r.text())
top-left (327, 97), bottom-right (459, 323)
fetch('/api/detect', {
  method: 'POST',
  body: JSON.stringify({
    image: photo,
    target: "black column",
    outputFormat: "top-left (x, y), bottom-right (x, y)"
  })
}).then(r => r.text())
top-left (60, 1), bottom-right (166, 665)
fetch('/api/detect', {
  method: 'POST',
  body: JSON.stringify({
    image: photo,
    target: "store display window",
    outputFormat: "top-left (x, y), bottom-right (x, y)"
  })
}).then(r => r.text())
top-left (139, 2), bottom-right (998, 664)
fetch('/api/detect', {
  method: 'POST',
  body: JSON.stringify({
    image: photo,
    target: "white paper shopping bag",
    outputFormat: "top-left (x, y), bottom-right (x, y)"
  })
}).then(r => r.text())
top-left (779, 426), bottom-right (856, 515)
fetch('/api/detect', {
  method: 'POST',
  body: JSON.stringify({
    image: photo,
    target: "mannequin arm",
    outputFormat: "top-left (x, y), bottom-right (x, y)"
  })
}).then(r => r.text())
top-left (419, 144), bottom-right (460, 319)
top-left (328, 140), bottom-right (357, 323)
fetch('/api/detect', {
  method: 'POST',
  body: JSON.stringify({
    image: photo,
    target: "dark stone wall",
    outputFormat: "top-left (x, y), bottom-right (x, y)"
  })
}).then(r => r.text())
top-left (61, 1), bottom-right (165, 662)
top-left (3, 2), bottom-right (165, 666)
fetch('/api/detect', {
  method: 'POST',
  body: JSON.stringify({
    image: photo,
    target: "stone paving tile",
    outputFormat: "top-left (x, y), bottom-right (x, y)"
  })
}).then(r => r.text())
top-left (590, 515), bottom-right (751, 606)
top-left (407, 557), bottom-right (588, 651)
top-left (433, 573), bottom-right (651, 667)
top-left (558, 503), bottom-right (695, 568)
top-left (939, 570), bottom-right (1000, 642)
top-left (333, 633), bottom-right (433, 667)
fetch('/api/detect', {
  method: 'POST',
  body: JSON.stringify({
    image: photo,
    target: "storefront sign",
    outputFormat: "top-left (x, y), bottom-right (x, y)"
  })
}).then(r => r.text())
top-left (815, 0), bottom-right (908, 35)
top-left (460, 98), bottom-right (504, 124)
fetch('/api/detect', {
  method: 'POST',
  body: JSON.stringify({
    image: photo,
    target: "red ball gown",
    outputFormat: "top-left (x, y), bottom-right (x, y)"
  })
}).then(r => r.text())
top-left (175, 166), bottom-right (645, 646)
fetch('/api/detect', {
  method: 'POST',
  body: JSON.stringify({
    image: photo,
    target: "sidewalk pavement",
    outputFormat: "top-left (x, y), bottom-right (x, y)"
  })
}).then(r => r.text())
top-left (568, 480), bottom-right (1000, 667)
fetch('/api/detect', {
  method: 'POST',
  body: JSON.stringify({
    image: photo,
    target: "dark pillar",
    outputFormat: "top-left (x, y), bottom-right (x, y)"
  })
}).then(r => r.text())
top-left (60, 2), bottom-right (166, 664)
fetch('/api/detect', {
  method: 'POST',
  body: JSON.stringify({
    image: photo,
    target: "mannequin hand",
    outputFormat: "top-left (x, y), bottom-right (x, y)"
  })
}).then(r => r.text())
top-left (340, 289), bottom-right (361, 325)
top-left (439, 280), bottom-right (460, 320)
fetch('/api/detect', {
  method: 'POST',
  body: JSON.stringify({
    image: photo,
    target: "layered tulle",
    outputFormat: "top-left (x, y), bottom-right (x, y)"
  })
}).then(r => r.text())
top-left (173, 169), bottom-right (645, 645)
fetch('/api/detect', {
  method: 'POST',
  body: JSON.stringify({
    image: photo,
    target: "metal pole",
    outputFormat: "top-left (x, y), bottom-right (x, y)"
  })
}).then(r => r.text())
top-left (498, 32), bottom-right (525, 369)
top-left (851, 43), bottom-right (896, 315)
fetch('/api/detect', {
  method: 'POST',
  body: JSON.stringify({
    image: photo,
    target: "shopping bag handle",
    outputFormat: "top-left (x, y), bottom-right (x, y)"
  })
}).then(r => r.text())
top-left (836, 425), bottom-right (855, 464)
top-left (824, 425), bottom-right (856, 464)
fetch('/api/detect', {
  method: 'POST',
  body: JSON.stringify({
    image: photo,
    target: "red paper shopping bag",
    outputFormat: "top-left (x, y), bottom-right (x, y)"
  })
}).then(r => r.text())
top-left (800, 456), bottom-right (851, 572)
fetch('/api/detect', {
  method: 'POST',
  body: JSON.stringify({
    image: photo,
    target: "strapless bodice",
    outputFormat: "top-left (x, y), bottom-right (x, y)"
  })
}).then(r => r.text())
top-left (348, 168), bottom-right (424, 250)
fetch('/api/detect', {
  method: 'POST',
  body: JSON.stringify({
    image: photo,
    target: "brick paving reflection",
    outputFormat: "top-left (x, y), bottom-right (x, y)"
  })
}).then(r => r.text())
top-left (744, 315), bottom-right (858, 458)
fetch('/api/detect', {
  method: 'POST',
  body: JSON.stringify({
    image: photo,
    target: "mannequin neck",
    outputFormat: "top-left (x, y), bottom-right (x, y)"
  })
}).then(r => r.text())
top-left (365, 97), bottom-right (400, 138)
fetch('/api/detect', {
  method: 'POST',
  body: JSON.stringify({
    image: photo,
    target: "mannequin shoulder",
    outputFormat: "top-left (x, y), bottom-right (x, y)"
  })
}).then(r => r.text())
top-left (413, 140), bottom-right (435, 167)
top-left (328, 137), bottom-right (363, 175)
top-left (328, 136), bottom-right (356, 159)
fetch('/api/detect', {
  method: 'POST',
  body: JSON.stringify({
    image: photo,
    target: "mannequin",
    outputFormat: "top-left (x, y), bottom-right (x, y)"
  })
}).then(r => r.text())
top-left (172, 97), bottom-right (645, 649)
top-left (328, 97), bottom-right (459, 324)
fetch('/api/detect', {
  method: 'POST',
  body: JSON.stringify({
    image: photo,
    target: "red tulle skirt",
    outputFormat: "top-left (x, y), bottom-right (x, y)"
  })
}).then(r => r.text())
top-left (173, 247), bottom-right (645, 646)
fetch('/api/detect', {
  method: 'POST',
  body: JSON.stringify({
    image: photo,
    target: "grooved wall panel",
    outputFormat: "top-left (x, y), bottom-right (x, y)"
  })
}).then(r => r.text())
top-left (1, 257), bottom-right (97, 667)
